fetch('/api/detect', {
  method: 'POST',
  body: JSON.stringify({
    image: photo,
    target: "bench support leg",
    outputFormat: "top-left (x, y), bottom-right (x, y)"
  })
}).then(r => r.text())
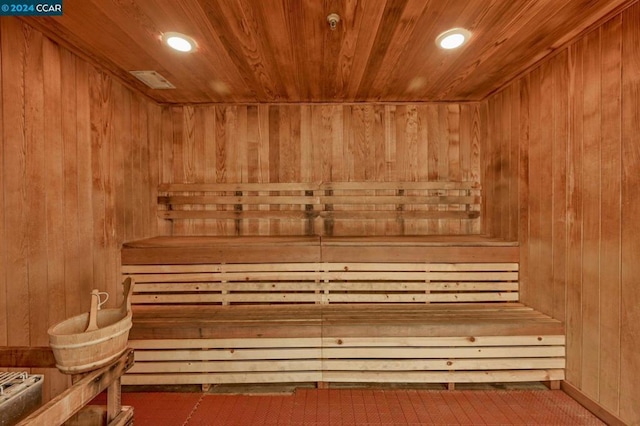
top-left (107, 378), bottom-right (122, 423)
top-left (202, 384), bottom-right (212, 392)
top-left (447, 382), bottom-right (456, 391)
top-left (544, 380), bottom-right (560, 390)
top-left (317, 382), bottom-right (329, 389)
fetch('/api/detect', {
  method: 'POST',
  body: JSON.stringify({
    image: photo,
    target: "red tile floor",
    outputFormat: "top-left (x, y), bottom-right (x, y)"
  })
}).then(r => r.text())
top-left (99, 387), bottom-right (605, 425)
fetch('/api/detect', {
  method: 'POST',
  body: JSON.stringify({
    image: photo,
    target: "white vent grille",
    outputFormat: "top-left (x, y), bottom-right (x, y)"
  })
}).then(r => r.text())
top-left (129, 71), bottom-right (175, 89)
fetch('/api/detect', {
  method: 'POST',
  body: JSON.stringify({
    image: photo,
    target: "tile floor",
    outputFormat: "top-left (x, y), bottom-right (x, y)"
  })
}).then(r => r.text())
top-left (100, 388), bottom-right (605, 425)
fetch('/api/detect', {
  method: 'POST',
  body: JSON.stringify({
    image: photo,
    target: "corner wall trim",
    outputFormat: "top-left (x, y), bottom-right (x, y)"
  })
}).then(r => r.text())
top-left (561, 381), bottom-right (627, 426)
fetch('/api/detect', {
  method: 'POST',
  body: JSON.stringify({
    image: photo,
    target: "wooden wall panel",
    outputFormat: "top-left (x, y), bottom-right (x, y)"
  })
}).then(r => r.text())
top-left (159, 103), bottom-right (483, 236)
top-left (484, 5), bottom-right (638, 424)
top-left (0, 18), bottom-right (160, 400)
top-left (0, 15), bottom-right (5, 350)
top-left (620, 3), bottom-right (640, 422)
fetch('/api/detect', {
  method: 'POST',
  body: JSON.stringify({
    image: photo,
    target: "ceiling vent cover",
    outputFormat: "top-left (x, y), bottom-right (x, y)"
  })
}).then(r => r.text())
top-left (130, 70), bottom-right (175, 89)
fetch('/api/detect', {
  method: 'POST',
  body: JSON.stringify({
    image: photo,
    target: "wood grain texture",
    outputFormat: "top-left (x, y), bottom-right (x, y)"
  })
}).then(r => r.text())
top-left (619, 3), bottom-right (640, 423)
top-left (484, 5), bottom-right (639, 424)
top-left (598, 16), bottom-right (622, 413)
top-left (0, 18), bottom-right (160, 401)
top-left (41, 35), bottom-right (68, 397)
top-left (0, 16), bottom-right (4, 348)
top-left (156, 181), bottom-right (480, 238)
top-left (2, 18), bottom-right (30, 350)
top-left (580, 28), bottom-right (602, 400)
top-left (20, 0), bottom-right (634, 103)
top-left (566, 39), bottom-right (584, 392)
top-left (159, 103), bottom-right (483, 236)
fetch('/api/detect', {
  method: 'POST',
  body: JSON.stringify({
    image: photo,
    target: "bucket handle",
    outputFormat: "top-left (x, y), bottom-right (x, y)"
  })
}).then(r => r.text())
top-left (85, 289), bottom-right (108, 332)
top-left (96, 291), bottom-right (109, 310)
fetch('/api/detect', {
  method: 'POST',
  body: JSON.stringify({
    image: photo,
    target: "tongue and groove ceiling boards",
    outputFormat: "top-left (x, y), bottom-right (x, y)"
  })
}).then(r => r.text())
top-left (23, 0), bottom-right (634, 104)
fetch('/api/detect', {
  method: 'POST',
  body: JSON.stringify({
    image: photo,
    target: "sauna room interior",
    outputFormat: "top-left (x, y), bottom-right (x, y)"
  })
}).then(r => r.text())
top-left (0, 0), bottom-right (639, 425)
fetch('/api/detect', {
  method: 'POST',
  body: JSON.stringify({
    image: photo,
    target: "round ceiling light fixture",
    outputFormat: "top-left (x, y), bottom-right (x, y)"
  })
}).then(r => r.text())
top-left (162, 32), bottom-right (197, 52)
top-left (435, 28), bottom-right (471, 49)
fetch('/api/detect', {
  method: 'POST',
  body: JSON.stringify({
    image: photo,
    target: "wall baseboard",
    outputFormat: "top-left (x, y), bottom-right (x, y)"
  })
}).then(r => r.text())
top-left (561, 381), bottom-right (627, 426)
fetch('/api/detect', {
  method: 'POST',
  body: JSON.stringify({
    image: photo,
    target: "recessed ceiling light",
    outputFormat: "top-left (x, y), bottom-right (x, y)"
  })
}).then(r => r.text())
top-left (162, 32), bottom-right (197, 52)
top-left (436, 28), bottom-right (471, 50)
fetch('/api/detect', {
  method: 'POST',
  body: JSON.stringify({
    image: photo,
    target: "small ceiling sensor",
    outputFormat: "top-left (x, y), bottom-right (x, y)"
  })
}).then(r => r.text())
top-left (162, 32), bottom-right (197, 52)
top-left (436, 28), bottom-right (471, 49)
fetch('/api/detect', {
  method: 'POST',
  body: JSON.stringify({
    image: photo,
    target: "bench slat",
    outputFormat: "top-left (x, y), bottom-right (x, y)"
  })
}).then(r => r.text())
top-left (133, 349), bottom-right (322, 362)
top-left (321, 370), bottom-right (565, 384)
top-left (121, 370), bottom-right (565, 386)
top-left (129, 360), bottom-right (322, 373)
top-left (159, 211), bottom-right (314, 220)
top-left (319, 210), bottom-right (480, 220)
top-left (126, 270), bottom-right (518, 282)
top-left (159, 195), bottom-right (319, 205)
top-left (127, 358), bottom-right (565, 375)
top-left (126, 335), bottom-right (565, 350)
top-left (131, 292), bottom-right (520, 305)
top-left (123, 262), bottom-right (519, 273)
top-left (318, 195), bottom-right (480, 205)
top-left (132, 282), bottom-right (519, 292)
top-left (321, 346), bottom-right (565, 359)
top-left (122, 372), bottom-right (322, 385)
top-left (160, 210), bottom-right (480, 221)
top-left (159, 182), bottom-right (321, 192)
top-left (158, 181), bottom-right (480, 192)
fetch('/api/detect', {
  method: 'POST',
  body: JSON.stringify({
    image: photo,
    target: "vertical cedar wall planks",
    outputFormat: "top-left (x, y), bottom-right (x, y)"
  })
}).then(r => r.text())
top-left (0, 18), bottom-right (160, 400)
top-left (159, 103), bottom-right (484, 236)
top-left (620, 2), bottom-right (640, 423)
top-left (1, 8), bottom-right (637, 424)
top-left (484, 4), bottom-right (639, 424)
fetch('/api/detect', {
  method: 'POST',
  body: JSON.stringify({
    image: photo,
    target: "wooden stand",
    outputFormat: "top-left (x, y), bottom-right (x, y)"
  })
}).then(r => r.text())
top-left (0, 347), bottom-right (134, 426)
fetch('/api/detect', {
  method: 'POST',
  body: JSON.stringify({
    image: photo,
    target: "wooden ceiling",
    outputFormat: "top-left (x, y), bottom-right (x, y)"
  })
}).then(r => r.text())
top-left (24, 0), bottom-right (633, 104)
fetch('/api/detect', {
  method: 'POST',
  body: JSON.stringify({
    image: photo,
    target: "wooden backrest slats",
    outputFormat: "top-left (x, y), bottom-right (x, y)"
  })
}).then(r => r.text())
top-left (160, 194), bottom-right (480, 205)
top-left (157, 181), bottom-right (481, 235)
top-left (158, 181), bottom-right (480, 192)
top-left (122, 262), bottom-right (519, 307)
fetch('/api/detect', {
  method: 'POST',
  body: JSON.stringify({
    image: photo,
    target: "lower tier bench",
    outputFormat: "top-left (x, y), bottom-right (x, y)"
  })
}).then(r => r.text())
top-left (120, 237), bottom-right (565, 388)
top-left (123, 304), bottom-right (564, 386)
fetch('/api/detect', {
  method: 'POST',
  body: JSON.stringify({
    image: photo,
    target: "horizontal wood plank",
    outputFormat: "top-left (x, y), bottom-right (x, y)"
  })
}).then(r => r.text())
top-left (322, 370), bottom-right (566, 383)
top-left (132, 348), bottom-right (322, 362)
top-left (122, 371), bottom-right (322, 385)
top-left (155, 181), bottom-right (481, 236)
top-left (0, 346), bottom-right (56, 368)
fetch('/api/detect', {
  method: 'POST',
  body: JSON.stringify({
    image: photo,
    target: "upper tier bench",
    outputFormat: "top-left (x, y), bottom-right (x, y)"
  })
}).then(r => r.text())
top-left (121, 182), bottom-right (565, 388)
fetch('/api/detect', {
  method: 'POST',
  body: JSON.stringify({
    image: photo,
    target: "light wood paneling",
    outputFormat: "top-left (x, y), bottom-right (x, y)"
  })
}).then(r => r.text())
top-left (21, 0), bottom-right (633, 103)
top-left (159, 103), bottom-right (483, 236)
top-left (0, 18), bottom-right (160, 400)
top-left (484, 5), bottom-right (639, 424)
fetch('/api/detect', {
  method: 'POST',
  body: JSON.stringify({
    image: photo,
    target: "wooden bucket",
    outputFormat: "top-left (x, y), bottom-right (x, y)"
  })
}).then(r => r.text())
top-left (47, 278), bottom-right (133, 374)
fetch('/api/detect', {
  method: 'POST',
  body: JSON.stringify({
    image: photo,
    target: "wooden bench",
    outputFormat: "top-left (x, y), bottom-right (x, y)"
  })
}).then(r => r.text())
top-left (121, 238), bottom-right (564, 388)
top-left (121, 181), bottom-right (564, 388)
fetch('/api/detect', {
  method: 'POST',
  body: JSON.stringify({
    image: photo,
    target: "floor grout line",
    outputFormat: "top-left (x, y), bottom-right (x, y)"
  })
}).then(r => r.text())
top-left (180, 392), bottom-right (205, 426)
